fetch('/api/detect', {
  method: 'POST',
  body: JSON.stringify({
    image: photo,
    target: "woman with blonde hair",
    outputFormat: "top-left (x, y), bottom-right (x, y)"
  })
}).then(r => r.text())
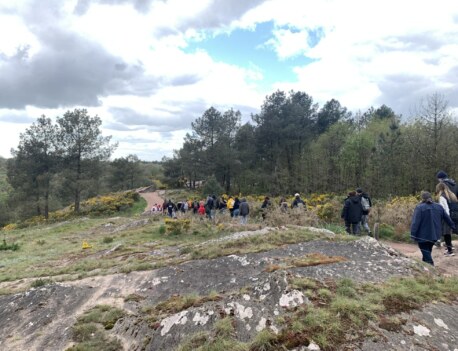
top-left (436, 182), bottom-right (457, 256)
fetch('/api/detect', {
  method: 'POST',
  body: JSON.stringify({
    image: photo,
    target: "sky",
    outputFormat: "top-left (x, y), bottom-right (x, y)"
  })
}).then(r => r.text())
top-left (1, 0), bottom-right (458, 161)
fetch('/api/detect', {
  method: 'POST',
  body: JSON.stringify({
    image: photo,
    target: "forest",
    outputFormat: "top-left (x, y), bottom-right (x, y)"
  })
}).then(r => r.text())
top-left (162, 90), bottom-right (458, 197)
top-left (1, 90), bottom-right (457, 227)
top-left (0, 109), bottom-right (162, 226)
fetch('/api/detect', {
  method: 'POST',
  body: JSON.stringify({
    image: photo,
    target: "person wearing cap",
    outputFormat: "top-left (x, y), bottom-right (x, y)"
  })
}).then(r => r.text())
top-left (291, 193), bottom-right (306, 209)
top-left (436, 170), bottom-right (458, 196)
top-left (436, 170), bottom-right (458, 242)
top-left (410, 191), bottom-right (455, 265)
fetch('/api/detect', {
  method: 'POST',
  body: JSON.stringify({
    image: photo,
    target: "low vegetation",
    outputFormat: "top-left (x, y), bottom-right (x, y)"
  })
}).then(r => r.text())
top-left (175, 275), bottom-right (458, 351)
top-left (66, 305), bottom-right (125, 351)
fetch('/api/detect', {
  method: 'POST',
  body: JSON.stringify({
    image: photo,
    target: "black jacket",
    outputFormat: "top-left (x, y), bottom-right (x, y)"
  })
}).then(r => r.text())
top-left (442, 178), bottom-right (458, 196)
top-left (341, 195), bottom-right (363, 223)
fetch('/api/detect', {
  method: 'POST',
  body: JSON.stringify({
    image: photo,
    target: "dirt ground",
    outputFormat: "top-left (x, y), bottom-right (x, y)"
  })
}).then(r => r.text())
top-left (138, 190), bottom-right (165, 212)
top-left (383, 239), bottom-right (458, 277)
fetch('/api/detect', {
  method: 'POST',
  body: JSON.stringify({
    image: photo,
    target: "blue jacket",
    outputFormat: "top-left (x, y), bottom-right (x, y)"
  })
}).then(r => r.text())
top-left (410, 201), bottom-right (456, 243)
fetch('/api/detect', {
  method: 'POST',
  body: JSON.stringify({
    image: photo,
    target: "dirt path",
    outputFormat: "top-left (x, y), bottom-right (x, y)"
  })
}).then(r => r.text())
top-left (382, 239), bottom-right (458, 277)
top-left (138, 190), bottom-right (165, 212)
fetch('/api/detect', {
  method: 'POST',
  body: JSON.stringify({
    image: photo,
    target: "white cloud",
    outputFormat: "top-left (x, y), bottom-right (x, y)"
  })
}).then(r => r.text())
top-left (264, 28), bottom-right (309, 60)
top-left (1, 0), bottom-right (458, 161)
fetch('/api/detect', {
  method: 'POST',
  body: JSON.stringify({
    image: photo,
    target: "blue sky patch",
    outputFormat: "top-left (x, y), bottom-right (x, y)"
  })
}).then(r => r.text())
top-left (184, 21), bottom-right (317, 88)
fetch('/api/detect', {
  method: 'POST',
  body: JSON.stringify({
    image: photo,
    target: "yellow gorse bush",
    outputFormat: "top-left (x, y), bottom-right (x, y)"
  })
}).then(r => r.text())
top-left (386, 195), bottom-right (419, 208)
top-left (2, 223), bottom-right (18, 231)
top-left (3, 191), bottom-right (140, 230)
top-left (164, 218), bottom-right (191, 235)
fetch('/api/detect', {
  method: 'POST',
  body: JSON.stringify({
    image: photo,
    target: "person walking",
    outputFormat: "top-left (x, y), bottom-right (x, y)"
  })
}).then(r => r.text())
top-left (436, 170), bottom-right (458, 195)
top-left (411, 191), bottom-right (455, 265)
top-left (261, 196), bottom-right (271, 220)
top-left (356, 188), bottom-right (372, 236)
top-left (291, 193), bottom-right (305, 209)
top-left (341, 191), bottom-right (363, 235)
top-left (198, 201), bottom-right (206, 216)
top-left (227, 196), bottom-right (235, 217)
top-left (233, 197), bottom-right (241, 217)
top-left (166, 199), bottom-right (177, 218)
top-left (279, 197), bottom-right (289, 213)
top-left (437, 170), bottom-right (458, 233)
top-left (436, 182), bottom-right (456, 256)
top-left (239, 198), bottom-right (250, 225)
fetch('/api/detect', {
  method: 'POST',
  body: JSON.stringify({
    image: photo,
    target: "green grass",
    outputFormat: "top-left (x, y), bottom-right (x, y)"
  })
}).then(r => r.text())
top-left (120, 196), bottom-right (147, 216)
top-left (66, 305), bottom-right (125, 351)
top-left (189, 229), bottom-right (352, 260)
top-left (30, 278), bottom-right (53, 288)
top-left (269, 275), bottom-right (458, 350)
top-left (177, 318), bottom-right (248, 351)
top-left (0, 215), bottom-right (228, 288)
top-left (0, 216), bottom-right (355, 289)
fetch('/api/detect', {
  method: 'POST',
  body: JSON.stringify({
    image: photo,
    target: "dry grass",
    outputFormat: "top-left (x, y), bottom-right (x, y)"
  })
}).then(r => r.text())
top-left (263, 207), bottom-right (321, 227)
top-left (264, 253), bottom-right (347, 272)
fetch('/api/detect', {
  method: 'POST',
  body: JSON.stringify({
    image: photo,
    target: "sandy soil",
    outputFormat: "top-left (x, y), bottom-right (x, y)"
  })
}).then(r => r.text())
top-left (383, 239), bottom-right (458, 277)
top-left (138, 190), bottom-right (165, 212)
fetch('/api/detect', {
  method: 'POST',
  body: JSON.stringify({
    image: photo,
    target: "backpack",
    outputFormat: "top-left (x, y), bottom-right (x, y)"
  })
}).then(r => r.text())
top-left (447, 200), bottom-right (458, 221)
top-left (361, 196), bottom-right (371, 212)
top-left (206, 198), bottom-right (214, 210)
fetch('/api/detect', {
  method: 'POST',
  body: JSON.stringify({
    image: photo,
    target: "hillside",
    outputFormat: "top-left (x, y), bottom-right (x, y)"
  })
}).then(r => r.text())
top-left (0, 192), bottom-right (457, 351)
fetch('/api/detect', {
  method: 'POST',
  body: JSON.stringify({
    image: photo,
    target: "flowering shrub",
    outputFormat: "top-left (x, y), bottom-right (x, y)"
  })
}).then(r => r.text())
top-left (77, 191), bottom-right (139, 215)
top-left (3, 191), bottom-right (141, 230)
top-left (164, 218), bottom-right (191, 235)
top-left (152, 179), bottom-right (167, 190)
top-left (2, 223), bottom-right (18, 231)
top-left (376, 195), bottom-right (419, 236)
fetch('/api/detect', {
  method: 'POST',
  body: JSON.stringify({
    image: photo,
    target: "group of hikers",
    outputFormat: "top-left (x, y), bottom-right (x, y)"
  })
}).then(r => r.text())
top-left (341, 170), bottom-right (458, 266)
top-left (153, 193), bottom-right (310, 225)
top-left (156, 195), bottom-right (251, 225)
top-left (340, 188), bottom-right (372, 236)
top-left (410, 170), bottom-right (458, 265)
top-left (149, 169), bottom-right (457, 266)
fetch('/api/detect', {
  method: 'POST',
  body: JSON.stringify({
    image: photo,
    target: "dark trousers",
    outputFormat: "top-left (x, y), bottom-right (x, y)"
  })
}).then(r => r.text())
top-left (442, 221), bottom-right (454, 253)
top-left (444, 233), bottom-right (453, 253)
top-left (418, 241), bottom-right (434, 265)
top-left (345, 222), bottom-right (360, 235)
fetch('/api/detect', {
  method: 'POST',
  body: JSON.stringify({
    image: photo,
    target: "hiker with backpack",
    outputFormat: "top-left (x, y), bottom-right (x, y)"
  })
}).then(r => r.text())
top-left (341, 191), bottom-right (363, 235)
top-left (437, 170), bottom-right (458, 195)
top-left (411, 191), bottom-right (455, 265)
top-left (166, 199), bottom-right (177, 218)
top-left (437, 170), bottom-right (458, 230)
top-left (239, 198), bottom-right (250, 225)
top-left (356, 188), bottom-right (372, 236)
top-left (436, 182), bottom-right (456, 256)
top-left (291, 193), bottom-right (306, 209)
top-left (205, 195), bottom-right (215, 220)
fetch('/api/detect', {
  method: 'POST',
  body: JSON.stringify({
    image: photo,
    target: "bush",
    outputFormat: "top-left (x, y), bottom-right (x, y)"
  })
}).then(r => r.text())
top-left (0, 241), bottom-right (19, 251)
top-left (164, 218), bottom-right (191, 235)
top-left (102, 237), bottom-right (114, 244)
top-left (31, 278), bottom-right (53, 288)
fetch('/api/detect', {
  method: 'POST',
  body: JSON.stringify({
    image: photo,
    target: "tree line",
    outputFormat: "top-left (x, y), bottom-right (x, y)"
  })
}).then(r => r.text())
top-left (162, 91), bottom-right (458, 197)
top-left (1, 109), bottom-right (161, 226)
